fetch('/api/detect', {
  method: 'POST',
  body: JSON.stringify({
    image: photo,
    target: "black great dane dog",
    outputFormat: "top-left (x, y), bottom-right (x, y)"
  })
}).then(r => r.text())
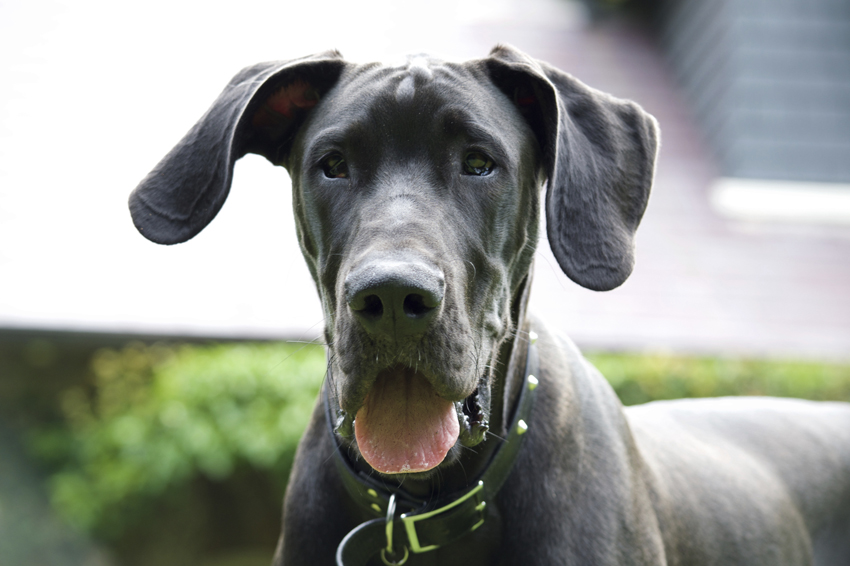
top-left (130, 46), bottom-right (850, 566)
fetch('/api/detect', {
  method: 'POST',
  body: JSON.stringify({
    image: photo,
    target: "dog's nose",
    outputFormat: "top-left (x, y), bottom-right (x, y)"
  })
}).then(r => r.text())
top-left (345, 259), bottom-right (445, 337)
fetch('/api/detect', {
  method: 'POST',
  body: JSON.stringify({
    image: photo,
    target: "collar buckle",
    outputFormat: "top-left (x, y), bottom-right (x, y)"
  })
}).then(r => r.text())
top-left (400, 480), bottom-right (486, 553)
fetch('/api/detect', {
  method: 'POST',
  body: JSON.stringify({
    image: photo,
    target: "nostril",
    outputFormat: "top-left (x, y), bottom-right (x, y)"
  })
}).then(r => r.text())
top-left (359, 295), bottom-right (383, 319)
top-left (403, 293), bottom-right (434, 318)
top-left (345, 259), bottom-right (444, 335)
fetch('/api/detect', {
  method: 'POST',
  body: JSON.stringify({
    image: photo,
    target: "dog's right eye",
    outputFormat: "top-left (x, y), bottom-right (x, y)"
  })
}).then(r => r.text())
top-left (321, 153), bottom-right (349, 179)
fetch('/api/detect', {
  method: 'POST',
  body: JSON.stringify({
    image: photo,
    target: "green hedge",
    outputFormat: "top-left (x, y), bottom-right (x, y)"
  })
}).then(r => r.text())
top-left (31, 342), bottom-right (325, 537)
top-left (587, 352), bottom-right (850, 406)
top-left (31, 342), bottom-right (850, 538)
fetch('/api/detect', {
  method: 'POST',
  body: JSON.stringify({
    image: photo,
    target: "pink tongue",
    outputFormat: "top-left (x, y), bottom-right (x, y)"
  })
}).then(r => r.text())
top-left (355, 368), bottom-right (459, 474)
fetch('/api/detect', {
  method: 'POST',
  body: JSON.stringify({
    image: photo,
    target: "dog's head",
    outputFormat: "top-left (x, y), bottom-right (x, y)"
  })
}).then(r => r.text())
top-left (129, 45), bottom-right (658, 478)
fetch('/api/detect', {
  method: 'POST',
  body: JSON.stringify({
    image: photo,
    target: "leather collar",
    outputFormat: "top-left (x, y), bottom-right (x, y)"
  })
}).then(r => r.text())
top-left (325, 334), bottom-right (540, 566)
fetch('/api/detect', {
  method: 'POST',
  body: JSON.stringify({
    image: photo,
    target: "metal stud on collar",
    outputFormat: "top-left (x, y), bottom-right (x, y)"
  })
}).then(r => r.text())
top-left (516, 419), bottom-right (529, 435)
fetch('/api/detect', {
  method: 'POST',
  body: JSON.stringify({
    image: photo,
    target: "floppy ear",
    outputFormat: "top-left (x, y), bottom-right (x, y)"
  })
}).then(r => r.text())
top-left (129, 51), bottom-right (347, 245)
top-left (485, 45), bottom-right (659, 291)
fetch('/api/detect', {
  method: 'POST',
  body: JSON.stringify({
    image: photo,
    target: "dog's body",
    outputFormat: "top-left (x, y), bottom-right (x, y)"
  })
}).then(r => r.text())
top-left (130, 46), bottom-right (850, 565)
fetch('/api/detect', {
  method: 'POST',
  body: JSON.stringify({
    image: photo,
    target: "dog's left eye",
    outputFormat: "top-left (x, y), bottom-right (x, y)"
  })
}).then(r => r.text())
top-left (463, 152), bottom-right (495, 176)
top-left (321, 153), bottom-right (349, 179)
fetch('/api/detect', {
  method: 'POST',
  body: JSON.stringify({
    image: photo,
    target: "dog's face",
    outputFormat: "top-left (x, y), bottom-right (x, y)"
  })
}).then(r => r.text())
top-left (128, 45), bottom-right (658, 479)
top-left (286, 58), bottom-right (543, 475)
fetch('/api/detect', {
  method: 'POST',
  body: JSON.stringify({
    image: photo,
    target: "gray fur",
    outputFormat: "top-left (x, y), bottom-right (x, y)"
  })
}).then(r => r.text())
top-left (129, 45), bottom-right (850, 566)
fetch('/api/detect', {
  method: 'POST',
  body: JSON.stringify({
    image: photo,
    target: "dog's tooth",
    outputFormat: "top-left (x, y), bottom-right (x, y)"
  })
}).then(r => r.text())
top-left (335, 410), bottom-right (355, 438)
top-left (459, 418), bottom-right (488, 447)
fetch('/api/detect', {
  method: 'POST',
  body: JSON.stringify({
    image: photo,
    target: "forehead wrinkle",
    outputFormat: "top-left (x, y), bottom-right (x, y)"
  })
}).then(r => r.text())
top-left (303, 121), bottom-right (369, 161)
top-left (439, 107), bottom-right (510, 163)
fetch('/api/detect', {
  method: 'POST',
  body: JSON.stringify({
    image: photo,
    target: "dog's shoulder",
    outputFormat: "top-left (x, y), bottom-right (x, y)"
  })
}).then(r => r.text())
top-left (530, 315), bottom-right (643, 458)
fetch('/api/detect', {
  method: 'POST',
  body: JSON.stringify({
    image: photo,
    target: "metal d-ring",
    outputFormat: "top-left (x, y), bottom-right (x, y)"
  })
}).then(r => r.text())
top-left (380, 494), bottom-right (409, 565)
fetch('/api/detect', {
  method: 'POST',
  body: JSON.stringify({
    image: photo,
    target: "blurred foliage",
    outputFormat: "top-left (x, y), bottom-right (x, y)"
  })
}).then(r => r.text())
top-left (30, 342), bottom-right (326, 538)
top-left (28, 341), bottom-right (850, 545)
top-left (587, 352), bottom-right (850, 406)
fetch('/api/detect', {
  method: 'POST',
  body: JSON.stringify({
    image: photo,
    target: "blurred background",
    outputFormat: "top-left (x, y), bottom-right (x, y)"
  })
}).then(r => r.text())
top-left (1, 0), bottom-right (849, 564)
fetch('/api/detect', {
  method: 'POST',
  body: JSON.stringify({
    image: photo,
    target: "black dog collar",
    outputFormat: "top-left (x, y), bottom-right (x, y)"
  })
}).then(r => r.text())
top-left (325, 334), bottom-right (540, 566)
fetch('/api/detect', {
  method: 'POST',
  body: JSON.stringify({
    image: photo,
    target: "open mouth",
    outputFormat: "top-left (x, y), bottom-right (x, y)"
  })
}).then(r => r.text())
top-left (335, 366), bottom-right (489, 475)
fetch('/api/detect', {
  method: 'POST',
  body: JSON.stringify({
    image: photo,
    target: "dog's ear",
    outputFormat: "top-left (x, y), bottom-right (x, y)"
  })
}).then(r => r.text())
top-left (129, 51), bottom-right (347, 245)
top-left (484, 45), bottom-right (658, 291)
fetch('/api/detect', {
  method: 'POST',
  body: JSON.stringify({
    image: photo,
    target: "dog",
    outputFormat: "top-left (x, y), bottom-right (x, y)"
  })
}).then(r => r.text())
top-left (129, 45), bottom-right (850, 566)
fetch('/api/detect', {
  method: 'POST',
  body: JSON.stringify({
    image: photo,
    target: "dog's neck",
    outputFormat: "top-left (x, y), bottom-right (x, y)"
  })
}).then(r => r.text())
top-left (494, 270), bottom-right (535, 439)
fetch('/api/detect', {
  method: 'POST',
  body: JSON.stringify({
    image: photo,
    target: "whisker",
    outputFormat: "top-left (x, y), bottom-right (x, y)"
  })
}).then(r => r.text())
top-left (321, 449), bottom-right (338, 467)
top-left (485, 430), bottom-right (507, 442)
top-left (268, 332), bottom-right (327, 370)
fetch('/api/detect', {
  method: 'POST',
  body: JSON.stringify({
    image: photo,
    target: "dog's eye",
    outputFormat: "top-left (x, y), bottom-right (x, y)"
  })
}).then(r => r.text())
top-left (463, 152), bottom-right (494, 176)
top-left (321, 153), bottom-right (349, 179)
